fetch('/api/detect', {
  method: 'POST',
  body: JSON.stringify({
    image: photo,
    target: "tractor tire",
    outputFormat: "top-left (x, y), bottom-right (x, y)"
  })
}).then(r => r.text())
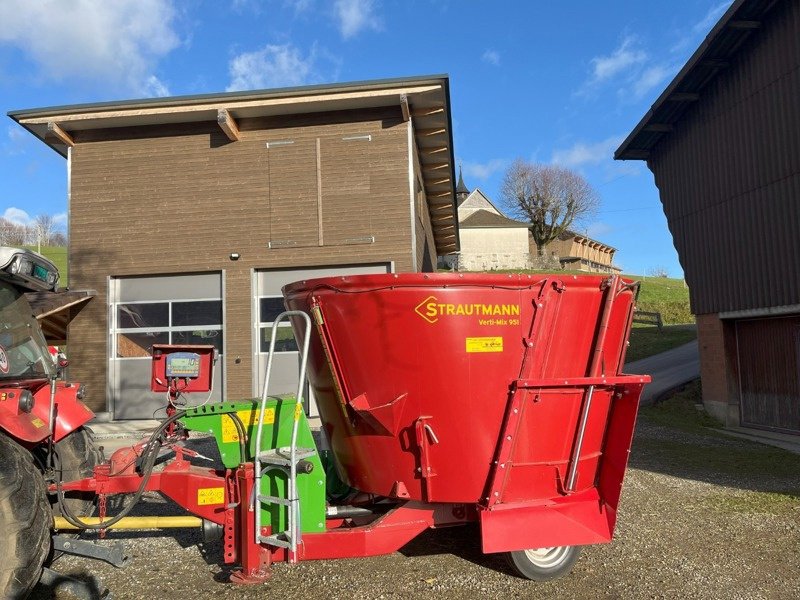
top-left (0, 434), bottom-right (51, 600)
top-left (507, 545), bottom-right (582, 581)
top-left (50, 426), bottom-right (103, 518)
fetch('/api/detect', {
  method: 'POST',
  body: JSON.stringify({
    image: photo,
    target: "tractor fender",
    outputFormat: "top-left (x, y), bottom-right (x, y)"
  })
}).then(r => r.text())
top-left (0, 382), bottom-right (94, 445)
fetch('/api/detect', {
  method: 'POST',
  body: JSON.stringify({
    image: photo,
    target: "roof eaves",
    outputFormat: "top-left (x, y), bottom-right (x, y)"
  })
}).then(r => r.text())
top-left (615, 0), bottom-right (771, 160)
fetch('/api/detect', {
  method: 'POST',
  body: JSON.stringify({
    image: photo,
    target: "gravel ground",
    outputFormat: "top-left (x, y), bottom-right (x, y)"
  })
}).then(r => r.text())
top-left (33, 418), bottom-right (800, 600)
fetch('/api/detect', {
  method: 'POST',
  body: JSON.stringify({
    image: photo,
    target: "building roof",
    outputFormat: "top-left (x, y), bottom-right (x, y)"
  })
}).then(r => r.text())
top-left (615, 0), bottom-right (777, 160)
top-left (558, 229), bottom-right (617, 252)
top-left (8, 75), bottom-right (460, 254)
top-left (26, 289), bottom-right (95, 344)
top-left (460, 209), bottom-right (530, 229)
top-left (455, 166), bottom-right (469, 197)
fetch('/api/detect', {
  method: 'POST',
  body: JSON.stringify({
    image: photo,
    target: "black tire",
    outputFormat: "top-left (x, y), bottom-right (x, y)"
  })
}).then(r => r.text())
top-left (0, 434), bottom-right (51, 599)
top-left (507, 545), bottom-right (582, 581)
top-left (50, 426), bottom-right (103, 518)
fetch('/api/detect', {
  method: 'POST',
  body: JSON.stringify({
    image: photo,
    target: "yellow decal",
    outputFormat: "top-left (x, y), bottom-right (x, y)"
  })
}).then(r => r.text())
top-left (415, 295), bottom-right (520, 325)
top-left (466, 337), bottom-right (504, 353)
top-left (294, 402), bottom-right (302, 421)
top-left (31, 417), bottom-right (45, 428)
top-left (197, 487), bottom-right (225, 506)
top-left (221, 409), bottom-right (275, 443)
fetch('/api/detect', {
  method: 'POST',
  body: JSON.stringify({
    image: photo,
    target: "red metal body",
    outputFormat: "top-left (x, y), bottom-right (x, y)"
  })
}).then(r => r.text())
top-left (0, 379), bottom-right (93, 444)
top-left (283, 273), bottom-right (649, 552)
top-left (55, 272), bottom-right (650, 583)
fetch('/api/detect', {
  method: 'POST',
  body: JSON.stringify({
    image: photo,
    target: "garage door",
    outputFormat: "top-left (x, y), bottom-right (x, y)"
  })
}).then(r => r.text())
top-left (736, 315), bottom-right (800, 434)
top-left (110, 273), bottom-right (224, 420)
top-left (254, 263), bottom-right (391, 416)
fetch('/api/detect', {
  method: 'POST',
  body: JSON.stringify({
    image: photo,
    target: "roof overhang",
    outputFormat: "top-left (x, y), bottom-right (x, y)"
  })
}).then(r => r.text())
top-left (615, 0), bottom-right (776, 161)
top-left (26, 289), bottom-right (95, 344)
top-left (9, 75), bottom-right (460, 254)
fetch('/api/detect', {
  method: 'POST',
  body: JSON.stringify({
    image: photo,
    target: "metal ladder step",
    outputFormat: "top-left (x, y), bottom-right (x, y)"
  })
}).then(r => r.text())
top-left (257, 494), bottom-right (296, 507)
top-left (257, 447), bottom-right (317, 467)
top-left (258, 533), bottom-right (292, 549)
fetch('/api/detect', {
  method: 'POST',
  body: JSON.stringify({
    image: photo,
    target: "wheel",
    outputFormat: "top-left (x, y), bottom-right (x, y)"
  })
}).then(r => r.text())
top-left (49, 426), bottom-right (103, 518)
top-left (0, 434), bottom-right (51, 599)
top-left (507, 545), bottom-right (582, 581)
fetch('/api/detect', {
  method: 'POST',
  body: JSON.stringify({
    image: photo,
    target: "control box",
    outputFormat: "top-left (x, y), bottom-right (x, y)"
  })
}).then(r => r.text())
top-left (151, 344), bottom-right (216, 394)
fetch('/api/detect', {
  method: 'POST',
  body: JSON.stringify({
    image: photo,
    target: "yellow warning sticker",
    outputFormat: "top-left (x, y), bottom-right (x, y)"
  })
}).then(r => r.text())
top-left (31, 417), bottom-right (45, 428)
top-left (466, 337), bottom-right (504, 353)
top-left (294, 402), bottom-right (302, 421)
top-left (221, 409), bottom-right (275, 443)
top-left (197, 487), bottom-right (225, 506)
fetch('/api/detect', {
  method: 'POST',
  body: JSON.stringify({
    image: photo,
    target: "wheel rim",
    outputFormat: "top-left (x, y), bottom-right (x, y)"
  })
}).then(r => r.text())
top-left (522, 546), bottom-right (571, 569)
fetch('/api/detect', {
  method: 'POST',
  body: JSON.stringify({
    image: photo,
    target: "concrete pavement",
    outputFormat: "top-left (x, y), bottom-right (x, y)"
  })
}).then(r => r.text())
top-left (625, 339), bottom-right (700, 405)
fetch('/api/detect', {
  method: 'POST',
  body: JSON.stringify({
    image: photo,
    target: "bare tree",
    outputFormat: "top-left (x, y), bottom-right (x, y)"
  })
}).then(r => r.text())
top-left (646, 266), bottom-right (670, 278)
top-left (0, 218), bottom-right (29, 246)
top-left (500, 160), bottom-right (599, 256)
top-left (33, 214), bottom-right (56, 247)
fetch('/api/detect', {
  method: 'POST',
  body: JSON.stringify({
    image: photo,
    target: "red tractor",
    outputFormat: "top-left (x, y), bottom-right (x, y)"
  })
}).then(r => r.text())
top-left (0, 247), bottom-right (100, 599)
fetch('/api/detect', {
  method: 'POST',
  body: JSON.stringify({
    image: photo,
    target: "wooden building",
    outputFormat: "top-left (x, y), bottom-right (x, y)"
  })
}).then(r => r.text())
top-left (442, 172), bottom-right (531, 271)
top-left (616, 0), bottom-right (799, 435)
top-left (547, 231), bottom-right (621, 275)
top-left (10, 76), bottom-right (459, 419)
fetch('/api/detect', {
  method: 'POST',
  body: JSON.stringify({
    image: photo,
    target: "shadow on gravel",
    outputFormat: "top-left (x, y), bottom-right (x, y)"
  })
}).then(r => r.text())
top-left (397, 523), bottom-right (517, 578)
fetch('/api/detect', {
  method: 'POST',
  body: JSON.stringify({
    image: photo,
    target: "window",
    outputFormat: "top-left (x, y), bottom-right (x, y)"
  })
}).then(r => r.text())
top-left (258, 296), bottom-right (298, 353)
top-left (114, 300), bottom-right (223, 358)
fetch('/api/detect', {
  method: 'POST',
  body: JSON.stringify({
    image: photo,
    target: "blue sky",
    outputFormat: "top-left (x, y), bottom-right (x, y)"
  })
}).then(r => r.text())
top-left (0, 0), bottom-right (733, 277)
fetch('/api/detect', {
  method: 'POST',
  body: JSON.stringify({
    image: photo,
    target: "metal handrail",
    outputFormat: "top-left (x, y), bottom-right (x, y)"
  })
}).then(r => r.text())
top-left (253, 310), bottom-right (312, 562)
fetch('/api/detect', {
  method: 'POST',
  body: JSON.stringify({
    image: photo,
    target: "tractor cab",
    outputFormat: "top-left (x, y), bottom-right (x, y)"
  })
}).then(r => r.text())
top-left (0, 248), bottom-right (60, 383)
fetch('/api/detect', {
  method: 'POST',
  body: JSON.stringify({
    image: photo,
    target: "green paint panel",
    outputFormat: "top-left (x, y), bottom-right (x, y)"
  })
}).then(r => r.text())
top-left (181, 398), bottom-right (326, 534)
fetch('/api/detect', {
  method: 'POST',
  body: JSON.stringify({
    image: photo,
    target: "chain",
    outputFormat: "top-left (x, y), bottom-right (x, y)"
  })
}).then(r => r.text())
top-left (98, 493), bottom-right (108, 539)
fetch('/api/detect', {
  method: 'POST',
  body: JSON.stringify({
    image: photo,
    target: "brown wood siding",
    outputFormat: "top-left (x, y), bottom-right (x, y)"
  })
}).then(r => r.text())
top-left (67, 107), bottom-right (413, 412)
top-left (648, 0), bottom-right (800, 315)
top-left (736, 316), bottom-right (800, 434)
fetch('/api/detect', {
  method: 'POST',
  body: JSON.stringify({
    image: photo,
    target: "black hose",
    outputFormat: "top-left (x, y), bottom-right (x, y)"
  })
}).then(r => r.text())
top-left (54, 410), bottom-right (187, 530)
top-left (228, 411), bottom-right (248, 463)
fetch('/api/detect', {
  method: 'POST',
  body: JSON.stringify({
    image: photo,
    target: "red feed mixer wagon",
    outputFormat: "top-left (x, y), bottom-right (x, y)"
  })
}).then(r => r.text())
top-left (40, 271), bottom-right (649, 594)
top-left (280, 272), bottom-right (650, 578)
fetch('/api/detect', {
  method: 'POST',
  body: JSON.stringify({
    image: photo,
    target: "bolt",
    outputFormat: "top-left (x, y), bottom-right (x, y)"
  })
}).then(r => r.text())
top-left (500, 463), bottom-right (505, 469)
top-left (318, 480), bottom-right (323, 486)
top-left (318, 523), bottom-right (324, 528)
top-left (416, 467), bottom-right (422, 472)
top-left (513, 408), bottom-right (518, 414)
top-left (494, 491), bottom-right (499, 496)
top-left (64, 542), bottom-right (71, 549)
top-left (506, 435), bottom-right (512, 441)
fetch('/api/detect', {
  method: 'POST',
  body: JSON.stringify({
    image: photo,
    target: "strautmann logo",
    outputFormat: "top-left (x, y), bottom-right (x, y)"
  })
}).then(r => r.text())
top-left (414, 295), bottom-right (521, 324)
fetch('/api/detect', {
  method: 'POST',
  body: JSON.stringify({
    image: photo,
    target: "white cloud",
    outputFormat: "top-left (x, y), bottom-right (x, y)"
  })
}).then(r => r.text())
top-left (671, 1), bottom-right (733, 54)
top-left (2, 208), bottom-right (32, 226)
top-left (53, 213), bottom-right (68, 226)
top-left (334, 0), bottom-right (382, 39)
top-left (227, 44), bottom-right (333, 91)
top-left (462, 159), bottom-right (507, 182)
top-left (589, 36), bottom-right (647, 84)
top-left (693, 1), bottom-right (732, 34)
top-left (632, 64), bottom-right (674, 100)
top-left (0, 0), bottom-right (180, 96)
top-left (482, 50), bottom-right (500, 66)
top-left (551, 135), bottom-right (624, 168)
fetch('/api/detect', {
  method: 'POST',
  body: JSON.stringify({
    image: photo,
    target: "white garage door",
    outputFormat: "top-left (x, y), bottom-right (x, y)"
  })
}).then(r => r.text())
top-left (109, 273), bottom-right (224, 420)
top-left (254, 263), bottom-right (391, 416)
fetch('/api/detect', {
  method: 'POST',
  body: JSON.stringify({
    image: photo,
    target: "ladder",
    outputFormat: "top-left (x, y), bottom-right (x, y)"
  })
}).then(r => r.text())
top-left (253, 310), bottom-right (314, 562)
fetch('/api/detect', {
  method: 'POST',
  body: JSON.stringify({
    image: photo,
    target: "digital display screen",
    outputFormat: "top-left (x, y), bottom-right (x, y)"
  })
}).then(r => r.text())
top-left (32, 264), bottom-right (49, 282)
top-left (165, 353), bottom-right (201, 378)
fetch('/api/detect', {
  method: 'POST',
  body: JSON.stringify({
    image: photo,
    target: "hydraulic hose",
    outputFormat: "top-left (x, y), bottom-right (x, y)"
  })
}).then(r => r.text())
top-left (55, 410), bottom-right (187, 530)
